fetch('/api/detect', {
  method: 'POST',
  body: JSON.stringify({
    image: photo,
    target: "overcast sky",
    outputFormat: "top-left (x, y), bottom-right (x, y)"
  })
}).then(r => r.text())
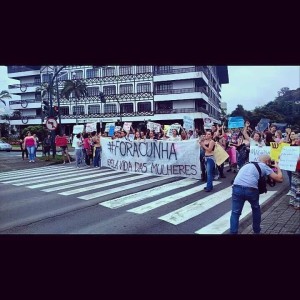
top-left (0, 65), bottom-right (299, 114)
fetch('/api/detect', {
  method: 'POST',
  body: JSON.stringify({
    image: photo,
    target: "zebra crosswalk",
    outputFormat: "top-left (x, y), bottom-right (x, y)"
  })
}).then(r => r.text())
top-left (0, 165), bottom-right (279, 234)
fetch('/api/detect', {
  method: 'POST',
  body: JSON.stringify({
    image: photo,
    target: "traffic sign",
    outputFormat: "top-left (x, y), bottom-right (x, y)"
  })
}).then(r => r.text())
top-left (46, 117), bottom-right (58, 130)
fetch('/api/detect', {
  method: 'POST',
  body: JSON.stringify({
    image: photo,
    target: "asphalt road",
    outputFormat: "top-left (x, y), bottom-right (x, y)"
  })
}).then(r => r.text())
top-left (0, 152), bottom-right (288, 234)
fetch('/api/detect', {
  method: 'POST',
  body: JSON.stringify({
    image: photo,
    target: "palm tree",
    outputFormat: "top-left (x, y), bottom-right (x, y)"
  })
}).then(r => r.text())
top-left (60, 79), bottom-right (88, 100)
top-left (35, 82), bottom-right (56, 100)
top-left (0, 90), bottom-right (12, 106)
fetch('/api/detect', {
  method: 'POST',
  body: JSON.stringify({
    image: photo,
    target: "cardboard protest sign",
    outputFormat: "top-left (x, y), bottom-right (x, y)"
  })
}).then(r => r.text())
top-left (278, 146), bottom-right (300, 171)
top-left (204, 117), bottom-right (213, 129)
top-left (272, 123), bottom-right (287, 132)
top-left (86, 122), bottom-right (97, 133)
top-left (164, 125), bottom-right (170, 134)
top-left (228, 116), bottom-right (244, 129)
top-left (166, 124), bottom-right (181, 137)
top-left (123, 122), bottom-right (132, 132)
top-left (73, 125), bottom-right (84, 134)
top-left (270, 142), bottom-right (290, 161)
top-left (257, 118), bottom-right (270, 132)
top-left (105, 123), bottom-right (115, 132)
top-left (147, 121), bottom-right (161, 133)
top-left (214, 143), bottom-right (229, 166)
top-left (249, 146), bottom-right (271, 162)
top-left (183, 116), bottom-right (194, 131)
top-left (108, 126), bottom-right (115, 137)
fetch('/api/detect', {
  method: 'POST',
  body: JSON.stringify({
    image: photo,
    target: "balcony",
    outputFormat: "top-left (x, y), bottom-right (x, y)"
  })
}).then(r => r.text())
top-left (155, 107), bottom-right (209, 115)
top-left (9, 99), bottom-right (42, 109)
top-left (154, 87), bottom-right (209, 102)
top-left (8, 82), bottom-right (42, 94)
top-left (7, 66), bottom-right (41, 79)
top-left (153, 67), bottom-right (209, 84)
top-left (7, 66), bottom-right (41, 73)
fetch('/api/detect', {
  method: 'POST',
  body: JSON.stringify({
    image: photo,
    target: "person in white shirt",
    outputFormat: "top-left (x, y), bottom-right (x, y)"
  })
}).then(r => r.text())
top-left (168, 129), bottom-right (182, 141)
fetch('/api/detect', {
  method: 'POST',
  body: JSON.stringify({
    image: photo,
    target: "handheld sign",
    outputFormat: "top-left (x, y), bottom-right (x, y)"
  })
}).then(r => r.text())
top-left (228, 116), bottom-right (244, 129)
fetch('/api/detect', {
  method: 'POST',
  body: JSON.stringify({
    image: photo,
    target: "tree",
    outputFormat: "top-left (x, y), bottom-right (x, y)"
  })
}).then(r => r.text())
top-left (0, 90), bottom-right (11, 106)
top-left (277, 87), bottom-right (290, 97)
top-left (35, 83), bottom-right (56, 100)
top-left (60, 80), bottom-right (88, 100)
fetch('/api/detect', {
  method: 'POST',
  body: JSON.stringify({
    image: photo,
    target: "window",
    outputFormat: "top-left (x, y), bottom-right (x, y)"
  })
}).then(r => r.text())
top-left (103, 85), bottom-right (116, 95)
top-left (72, 70), bottom-right (83, 79)
top-left (86, 68), bottom-right (99, 78)
top-left (137, 83), bottom-right (151, 93)
top-left (120, 103), bottom-right (134, 113)
top-left (73, 105), bottom-right (85, 115)
top-left (137, 102), bottom-right (151, 112)
top-left (120, 84), bottom-right (133, 94)
top-left (87, 87), bottom-right (100, 96)
top-left (88, 105), bottom-right (101, 114)
top-left (60, 106), bottom-right (70, 115)
top-left (34, 76), bottom-right (41, 85)
top-left (119, 66), bottom-right (133, 75)
top-left (157, 101), bottom-right (172, 110)
top-left (58, 72), bottom-right (68, 81)
top-left (42, 73), bottom-right (53, 83)
top-left (103, 67), bottom-right (115, 77)
top-left (104, 104), bottom-right (117, 113)
top-left (136, 66), bottom-right (152, 74)
top-left (156, 82), bottom-right (172, 92)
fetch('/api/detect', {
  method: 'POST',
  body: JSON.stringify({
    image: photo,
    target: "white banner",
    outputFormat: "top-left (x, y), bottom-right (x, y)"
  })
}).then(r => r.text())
top-left (278, 146), bottom-right (300, 171)
top-left (86, 122), bottom-right (97, 133)
top-left (73, 125), bottom-right (84, 134)
top-left (183, 116), bottom-right (194, 131)
top-left (101, 138), bottom-right (201, 180)
top-left (249, 146), bottom-right (271, 162)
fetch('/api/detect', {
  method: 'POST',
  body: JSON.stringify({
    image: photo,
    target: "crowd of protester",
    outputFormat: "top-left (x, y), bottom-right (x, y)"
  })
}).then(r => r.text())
top-left (25, 120), bottom-right (298, 211)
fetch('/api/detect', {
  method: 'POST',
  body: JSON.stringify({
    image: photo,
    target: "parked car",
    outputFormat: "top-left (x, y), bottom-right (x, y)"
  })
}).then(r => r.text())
top-left (0, 140), bottom-right (12, 152)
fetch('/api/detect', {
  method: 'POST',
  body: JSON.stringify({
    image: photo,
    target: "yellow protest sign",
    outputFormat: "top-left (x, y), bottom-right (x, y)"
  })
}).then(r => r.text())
top-left (213, 143), bottom-right (229, 166)
top-left (164, 125), bottom-right (170, 135)
top-left (270, 142), bottom-right (290, 161)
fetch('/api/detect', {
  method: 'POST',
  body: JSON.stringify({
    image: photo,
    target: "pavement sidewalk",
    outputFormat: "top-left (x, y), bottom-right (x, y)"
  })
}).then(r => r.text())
top-left (241, 191), bottom-right (300, 234)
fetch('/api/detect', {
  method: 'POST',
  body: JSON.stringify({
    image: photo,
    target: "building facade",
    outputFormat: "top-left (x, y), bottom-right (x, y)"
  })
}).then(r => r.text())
top-left (7, 65), bottom-right (229, 134)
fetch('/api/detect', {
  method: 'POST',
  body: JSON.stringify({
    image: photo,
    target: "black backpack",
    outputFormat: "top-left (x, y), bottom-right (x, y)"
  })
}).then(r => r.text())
top-left (251, 162), bottom-right (267, 194)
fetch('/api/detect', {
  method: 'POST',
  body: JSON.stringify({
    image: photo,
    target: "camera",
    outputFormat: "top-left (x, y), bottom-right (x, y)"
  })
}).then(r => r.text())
top-left (270, 160), bottom-right (275, 166)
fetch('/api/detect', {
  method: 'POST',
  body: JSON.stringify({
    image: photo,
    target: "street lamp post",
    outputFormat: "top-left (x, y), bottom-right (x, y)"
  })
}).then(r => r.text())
top-left (72, 72), bottom-right (78, 125)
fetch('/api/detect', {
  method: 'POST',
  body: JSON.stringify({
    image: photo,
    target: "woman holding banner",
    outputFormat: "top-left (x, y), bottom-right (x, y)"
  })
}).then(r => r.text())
top-left (200, 131), bottom-right (215, 192)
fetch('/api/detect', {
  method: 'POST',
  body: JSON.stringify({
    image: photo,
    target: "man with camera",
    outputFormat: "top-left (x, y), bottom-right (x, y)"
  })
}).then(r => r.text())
top-left (229, 154), bottom-right (283, 234)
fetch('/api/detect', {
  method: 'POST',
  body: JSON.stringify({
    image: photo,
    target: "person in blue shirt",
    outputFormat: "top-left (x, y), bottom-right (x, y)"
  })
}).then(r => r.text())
top-left (230, 154), bottom-right (283, 234)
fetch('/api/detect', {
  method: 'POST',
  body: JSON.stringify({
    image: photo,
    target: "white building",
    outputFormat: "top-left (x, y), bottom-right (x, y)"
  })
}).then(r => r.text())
top-left (7, 65), bottom-right (229, 134)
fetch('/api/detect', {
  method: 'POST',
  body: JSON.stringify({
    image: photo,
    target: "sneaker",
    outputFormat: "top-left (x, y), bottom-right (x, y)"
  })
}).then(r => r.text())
top-left (29, 160), bottom-right (32, 163)
top-left (289, 198), bottom-right (294, 206)
top-left (286, 191), bottom-right (292, 196)
top-left (214, 175), bottom-right (219, 180)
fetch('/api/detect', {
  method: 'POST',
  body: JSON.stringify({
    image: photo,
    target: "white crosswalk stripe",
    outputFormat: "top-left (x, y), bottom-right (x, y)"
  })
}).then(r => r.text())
top-left (194, 191), bottom-right (277, 234)
top-left (100, 178), bottom-right (199, 209)
top-left (1, 167), bottom-right (88, 185)
top-left (78, 176), bottom-right (171, 200)
top-left (0, 166), bottom-right (74, 180)
top-left (37, 171), bottom-right (133, 190)
top-left (158, 186), bottom-right (233, 225)
top-left (127, 182), bottom-right (221, 214)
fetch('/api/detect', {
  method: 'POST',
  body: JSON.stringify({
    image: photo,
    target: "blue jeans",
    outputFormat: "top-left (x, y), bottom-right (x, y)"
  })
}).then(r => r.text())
top-left (75, 149), bottom-right (83, 167)
top-left (287, 171), bottom-right (292, 188)
top-left (205, 156), bottom-right (215, 190)
top-left (93, 147), bottom-right (101, 167)
top-left (27, 146), bottom-right (35, 161)
top-left (230, 185), bottom-right (261, 234)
